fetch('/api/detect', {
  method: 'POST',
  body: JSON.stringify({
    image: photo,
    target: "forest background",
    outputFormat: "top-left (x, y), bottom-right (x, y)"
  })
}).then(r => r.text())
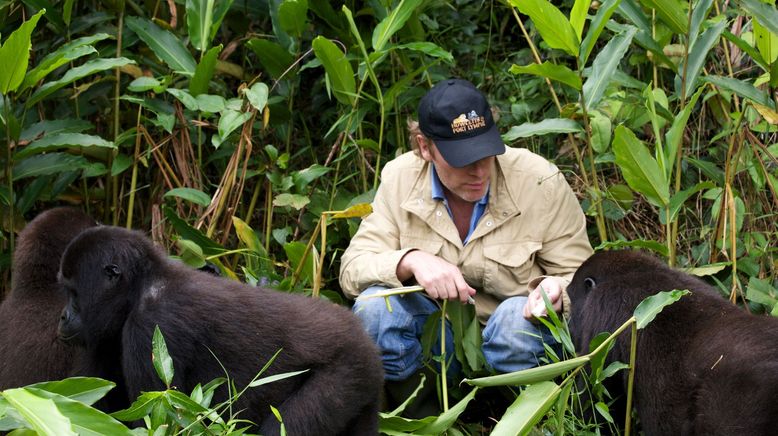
top-left (0, 0), bottom-right (777, 434)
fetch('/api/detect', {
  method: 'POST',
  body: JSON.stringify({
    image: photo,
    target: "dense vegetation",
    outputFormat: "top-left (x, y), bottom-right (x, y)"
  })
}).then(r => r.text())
top-left (0, 0), bottom-right (776, 434)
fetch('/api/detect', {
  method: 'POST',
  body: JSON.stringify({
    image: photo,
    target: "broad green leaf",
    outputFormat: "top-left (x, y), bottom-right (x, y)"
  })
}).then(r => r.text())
top-left (372, 0), bottom-right (423, 52)
top-left (745, 277), bottom-right (777, 306)
top-left (612, 125), bottom-right (670, 207)
top-left (152, 326), bottom-right (175, 387)
top-left (110, 392), bottom-right (166, 421)
top-left (162, 206), bottom-right (225, 256)
top-left (509, 61), bottom-right (582, 90)
top-left (196, 93), bottom-right (226, 113)
top-left (754, 17), bottom-right (778, 65)
top-left (25, 378), bottom-right (114, 406)
top-left (689, 0), bottom-right (715, 47)
top-left (125, 16), bottom-right (196, 74)
top-left (216, 109), bottom-right (252, 142)
top-left (703, 75), bottom-right (775, 108)
top-left (167, 88), bottom-right (199, 111)
top-left (293, 164), bottom-right (330, 191)
top-left (0, 9), bottom-right (45, 94)
top-left (246, 39), bottom-right (295, 79)
top-left (21, 33), bottom-right (111, 91)
top-left (330, 203), bottom-right (373, 218)
top-left (570, 0), bottom-right (593, 40)
top-left (232, 216), bottom-right (266, 255)
top-left (680, 19), bottom-right (725, 98)
top-left (26, 57), bottom-right (135, 107)
top-left (128, 76), bottom-right (163, 93)
top-left (722, 30), bottom-right (768, 71)
top-left (26, 388), bottom-right (133, 436)
top-left (284, 241), bottom-right (316, 285)
top-left (665, 85), bottom-right (705, 175)
top-left (465, 356), bottom-right (589, 387)
top-left (176, 239), bottom-right (207, 269)
top-left (583, 26), bottom-right (637, 109)
top-left (666, 181), bottom-right (715, 222)
top-left (15, 133), bottom-right (115, 159)
top-left (739, 0), bottom-right (778, 36)
top-left (279, 0), bottom-right (309, 37)
top-left (244, 82), bottom-right (269, 112)
top-left (120, 96), bottom-right (175, 133)
top-left (682, 262), bottom-right (729, 277)
top-left (2, 388), bottom-right (76, 436)
top-left (502, 118), bottom-right (583, 141)
top-left (163, 188), bottom-right (211, 206)
top-left (580, 0), bottom-right (621, 65)
top-left (595, 239), bottom-right (669, 256)
top-left (642, 0), bottom-right (688, 34)
top-left (490, 381), bottom-right (561, 436)
top-left (634, 289), bottom-right (690, 329)
top-left (12, 153), bottom-right (91, 181)
top-left (509, 0), bottom-right (579, 57)
top-left (414, 387), bottom-right (478, 434)
top-left (394, 42), bottom-right (454, 63)
top-left (311, 36), bottom-right (356, 105)
top-left (611, 5), bottom-right (677, 71)
top-left (589, 110), bottom-right (612, 153)
top-left (189, 44), bottom-right (222, 96)
top-left (20, 119), bottom-right (93, 142)
top-left (273, 193), bottom-right (310, 209)
top-left (187, 0), bottom-right (233, 53)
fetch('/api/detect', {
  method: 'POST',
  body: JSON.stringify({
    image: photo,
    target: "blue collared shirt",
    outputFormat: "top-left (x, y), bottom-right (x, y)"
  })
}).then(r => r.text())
top-left (431, 165), bottom-right (489, 245)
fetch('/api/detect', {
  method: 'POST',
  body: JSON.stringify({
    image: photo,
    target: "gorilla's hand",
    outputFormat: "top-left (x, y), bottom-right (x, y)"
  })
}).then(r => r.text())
top-left (523, 276), bottom-right (565, 320)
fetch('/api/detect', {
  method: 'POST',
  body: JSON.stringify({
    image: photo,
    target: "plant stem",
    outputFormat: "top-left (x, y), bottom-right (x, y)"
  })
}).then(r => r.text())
top-left (440, 299), bottom-right (449, 412)
top-left (624, 321), bottom-right (638, 436)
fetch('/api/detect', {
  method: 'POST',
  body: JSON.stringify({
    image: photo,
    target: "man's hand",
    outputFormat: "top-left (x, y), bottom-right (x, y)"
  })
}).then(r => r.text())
top-left (396, 250), bottom-right (476, 303)
top-left (523, 277), bottom-right (565, 320)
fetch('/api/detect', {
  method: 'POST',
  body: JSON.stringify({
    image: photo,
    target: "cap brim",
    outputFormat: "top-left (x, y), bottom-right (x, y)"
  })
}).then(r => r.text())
top-left (434, 124), bottom-right (506, 168)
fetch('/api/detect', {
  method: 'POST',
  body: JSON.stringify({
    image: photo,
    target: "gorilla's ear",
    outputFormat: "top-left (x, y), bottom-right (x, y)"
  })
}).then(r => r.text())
top-left (104, 264), bottom-right (121, 280)
top-left (584, 277), bottom-right (596, 291)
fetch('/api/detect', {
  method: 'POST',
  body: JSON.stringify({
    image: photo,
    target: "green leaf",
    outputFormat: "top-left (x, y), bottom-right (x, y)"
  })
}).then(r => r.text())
top-left (216, 110), bottom-right (252, 145)
top-left (12, 153), bottom-right (91, 181)
top-left (128, 76), bottom-right (163, 92)
top-left (680, 19), bottom-right (726, 98)
top-left (641, 0), bottom-right (688, 34)
top-left (372, 0), bottom-right (423, 52)
top-left (682, 262), bottom-right (729, 277)
top-left (110, 392), bottom-right (166, 422)
top-left (509, 61), bottom-right (582, 90)
top-left (292, 164), bottom-right (330, 191)
top-left (248, 369), bottom-right (309, 387)
top-left (689, 0), bottom-right (715, 46)
top-left (612, 125), bottom-right (670, 207)
top-left (509, 0), bottom-right (579, 57)
top-left (27, 388), bottom-right (133, 436)
top-left (0, 9), bottom-right (45, 94)
top-left (589, 110), bottom-right (613, 153)
top-left (415, 387), bottom-right (477, 434)
top-left (490, 382), bottom-right (561, 436)
top-left (703, 75), bottom-right (775, 108)
top-left (595, 239), bottom-right (669, 256)
top-left (21, 33), bottom-right (112, 91)
top-left (284, 241), bottom-right (316, 285)
top-left (739, 0), bottom-right (778, 36)
top-left (167, 88), bottom-right (199, 111)
top-left (634, 289), bottom-right (690, 329)
top-left (125, 16), bottom-right (196, 74)
top-left (163, 206), bottom-right (225, 256)
top-left (394, 42), bottom-right (454, 63)
top-left (187, 0), bottom-right (233, 53)
top-left (175, 239), bottom-right (207, 269)
top-left (580, 0), bottom-right (621, 65)
top-left (26, 57), bottom-right (135, 107)
top-left (583, 26), bottom-right (637, 109)
top-left (232, 216), bottom-right (266, 255)
top-left (163, 188), bottom-right (211, 206)
top-left (244, 82), bottom-right (269, 112)
top-left (666, 181), bottom-right (715, 222)
top-left (570, 0), bottom-right (593, 41)
top-left (722, 30), bottom-right (768, 71)
top-left (15, 133), bottom-right (115, 159)
top-left (2, 388), bottom-right (76, 436)
top-left (464, 356), bottom-right (589, 387)
top-left (246, 39), bottom-right (295, 79)
top-left (20, 119), bottom-right (93, 142)
top-left (612, 4), bottom-right (677, 71)
top-left (273, 193), bottom-right (310, 209)
top-left (502, 118), bottom-right (583, 141)
top-left (311, 36), bottom-right (356, 105)
top-left (25, 378), bottom-right (115, 406)
top-left (754, 15), bottom-right (778, 65)
top-left (665, 85), bottom-right (705, 174)
top-left (278, 0), bottom-right (308, 37)
top-left (152, 326), bottom-right (175, 388)
top-left (189, 44), bottom-right (222, 96)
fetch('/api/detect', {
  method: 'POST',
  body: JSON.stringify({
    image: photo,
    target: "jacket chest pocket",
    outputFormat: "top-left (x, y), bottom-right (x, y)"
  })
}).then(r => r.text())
top-left (400, 234), bottom-right (444, 256)
top-left (482, 241), bottom-right (541, 295)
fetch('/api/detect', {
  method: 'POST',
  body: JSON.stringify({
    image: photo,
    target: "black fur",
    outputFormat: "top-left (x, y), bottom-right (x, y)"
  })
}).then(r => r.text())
top-left (57, 226), bottom-right (383, 435)
top-left (0, 207), bottom-right (96, 389)
top-left (568, 250), bottom-right (778, 435)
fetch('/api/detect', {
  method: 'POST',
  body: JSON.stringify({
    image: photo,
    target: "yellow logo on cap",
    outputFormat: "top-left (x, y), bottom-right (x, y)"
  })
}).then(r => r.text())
top-left (451, 110), bottom-right (486, 134)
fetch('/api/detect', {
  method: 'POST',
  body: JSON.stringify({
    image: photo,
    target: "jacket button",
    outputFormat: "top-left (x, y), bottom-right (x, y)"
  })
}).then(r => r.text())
top-left (436, 211), bottom-right (442, 216)
top-left (486, 221), bottom-right (493, 226)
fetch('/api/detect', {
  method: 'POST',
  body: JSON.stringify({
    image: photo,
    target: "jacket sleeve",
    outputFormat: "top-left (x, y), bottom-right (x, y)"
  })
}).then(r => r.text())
top-left (532, 172), bottom-right (594, 315)
top-left (338, 164), bottom-right (413, 299)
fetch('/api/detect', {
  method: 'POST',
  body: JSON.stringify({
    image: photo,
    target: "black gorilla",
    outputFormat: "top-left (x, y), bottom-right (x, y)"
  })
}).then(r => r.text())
top-left (57, 226), bottom-right (383, 435)
top-left (568, 250), bottom-right (778, 435)
top-left (0, 207), bottom-right (96, 389)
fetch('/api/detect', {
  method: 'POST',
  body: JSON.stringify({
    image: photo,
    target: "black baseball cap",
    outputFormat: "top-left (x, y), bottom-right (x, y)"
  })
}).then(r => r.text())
top-left (418, 78), bottom-right (505, 168)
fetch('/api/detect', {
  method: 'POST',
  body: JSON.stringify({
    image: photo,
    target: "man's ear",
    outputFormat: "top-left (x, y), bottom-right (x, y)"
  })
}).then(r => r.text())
top-left (417, 135), bottom-right (434, 162)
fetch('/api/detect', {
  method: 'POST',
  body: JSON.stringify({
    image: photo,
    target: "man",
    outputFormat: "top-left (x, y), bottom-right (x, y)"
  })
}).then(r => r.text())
top-left (339, 78), bottom-right (592, 415)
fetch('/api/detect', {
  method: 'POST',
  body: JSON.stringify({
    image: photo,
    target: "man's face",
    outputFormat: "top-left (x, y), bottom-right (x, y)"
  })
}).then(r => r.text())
top-left (418, 136), bottom-right (493, 203)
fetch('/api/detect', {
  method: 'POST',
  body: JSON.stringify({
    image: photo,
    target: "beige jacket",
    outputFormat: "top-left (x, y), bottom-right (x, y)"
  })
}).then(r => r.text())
top-left (339, 147), bottom-right (593, 322)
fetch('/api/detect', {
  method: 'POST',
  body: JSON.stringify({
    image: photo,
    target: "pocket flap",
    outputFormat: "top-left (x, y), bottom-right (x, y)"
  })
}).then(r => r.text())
top-left (483, 241), bottom-right (541, 268)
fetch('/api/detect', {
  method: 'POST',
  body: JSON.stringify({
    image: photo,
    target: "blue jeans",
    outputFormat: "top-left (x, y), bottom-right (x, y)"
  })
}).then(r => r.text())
top-left (352, 286), bottom-right (559, 381)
